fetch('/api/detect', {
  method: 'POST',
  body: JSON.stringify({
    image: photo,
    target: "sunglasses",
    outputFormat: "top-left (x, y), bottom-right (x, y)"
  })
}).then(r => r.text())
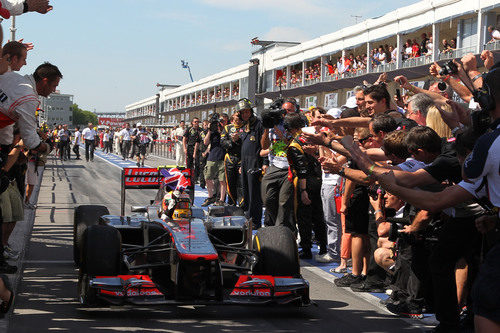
top-left (358, 134), bottom-right (373, 144)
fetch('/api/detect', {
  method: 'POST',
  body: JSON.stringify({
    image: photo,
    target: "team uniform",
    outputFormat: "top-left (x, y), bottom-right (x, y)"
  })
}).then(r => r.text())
top-left (221, 123), bottom-right (243, 206)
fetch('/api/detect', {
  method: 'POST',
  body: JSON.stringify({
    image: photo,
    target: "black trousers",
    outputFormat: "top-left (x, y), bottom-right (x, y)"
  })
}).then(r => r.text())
top-left (429, 216), bottom-right (480, 328)
top-left (366, 218), bottom-right (389, 285)
top-left (296, 176), bottom-right (326, 251)
top-left (240, 158), bottom-right (262, 228)
top-left (72, 144), bottom-right (80, 158)
top-left (186, 146), bottom-right (196, 171)
top-left (84, 139), bottom-right (95, 161)
top-left (129, 142), bottom-right (137, 158)
top-left (121, 141), bottom-right (131, 159)
top-left (103, 141), bottom-right (112, 153)
top-left (58, 141), bottom-right (69, 160)
top-left (197, 153), bottom-right (207, 187)
top-left (224, 154), bottom-right (241, 206)
top-left (261, 165), bottom-right (294, 230)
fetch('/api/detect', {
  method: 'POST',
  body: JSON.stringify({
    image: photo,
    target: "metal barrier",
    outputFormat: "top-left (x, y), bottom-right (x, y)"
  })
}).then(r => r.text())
top-left (484, 40), bottom-right (500, 51)
top-left (151, 140), bottom-right (176, 160)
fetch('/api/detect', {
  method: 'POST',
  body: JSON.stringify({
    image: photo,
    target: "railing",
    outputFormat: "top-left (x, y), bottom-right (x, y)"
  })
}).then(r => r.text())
top-left (484, 40), bottom-right (500, 51)
top-left (304, 77), bottom-right (321, 86)
top-left (402, 55), bottom-right (432, 68)
top-left (373, 62), bottom-right (397, 73)
top-left (438, 46), bottom-right (476, 60)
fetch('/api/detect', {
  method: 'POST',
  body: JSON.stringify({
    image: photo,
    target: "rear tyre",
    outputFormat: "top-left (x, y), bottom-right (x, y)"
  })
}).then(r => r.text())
top-left (253, 226), bottom-right (300, 276)
top-left (73, 205), bottom-right (109, 267)
top-left (81, 225), bottom-right (121, 276)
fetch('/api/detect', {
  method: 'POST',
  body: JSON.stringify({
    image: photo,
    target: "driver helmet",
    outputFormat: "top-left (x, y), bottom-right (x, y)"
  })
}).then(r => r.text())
top-left (162, 190), bottom-right (191, 220)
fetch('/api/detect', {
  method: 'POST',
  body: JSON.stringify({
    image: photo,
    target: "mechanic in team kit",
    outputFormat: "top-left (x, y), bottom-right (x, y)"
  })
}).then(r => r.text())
top-left (237, 99), bottom-right (265, 229)
top-left (221, 112), bottom-right (243, 206)
top-left (183, 118), bottom-right (202, 175)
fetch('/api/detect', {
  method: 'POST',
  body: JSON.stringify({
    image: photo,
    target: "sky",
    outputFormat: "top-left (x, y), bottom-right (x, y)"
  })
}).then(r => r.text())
top-left (9, 0), bottom-right (418, 114)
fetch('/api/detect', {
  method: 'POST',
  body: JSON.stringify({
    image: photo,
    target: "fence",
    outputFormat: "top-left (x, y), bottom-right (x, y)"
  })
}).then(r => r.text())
top-left (150, 140), bottom-right (176, 160)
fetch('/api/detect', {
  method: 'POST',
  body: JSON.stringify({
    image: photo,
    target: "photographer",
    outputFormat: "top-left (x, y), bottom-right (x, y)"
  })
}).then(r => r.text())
top-left (285, 113), bottom-right (327, 258)
top-left (260, 98), bottom-right (298, 233)
top-left (221, 113), bottom-right (243, 206)
top-left (201, 114), bottom-right (226, 207)
top-left (237, 99), bottom-right (265, 229)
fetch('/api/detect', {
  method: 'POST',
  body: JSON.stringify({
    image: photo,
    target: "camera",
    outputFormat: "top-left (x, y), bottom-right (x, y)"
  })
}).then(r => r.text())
top-left (209, 113), bottom-right (221, 133)
top-left (438, 60), bottom-right (458, 76)
top-left (261, 98), bottom-right (286, 129)
top-left (367, 184), bottom-right (385, 201)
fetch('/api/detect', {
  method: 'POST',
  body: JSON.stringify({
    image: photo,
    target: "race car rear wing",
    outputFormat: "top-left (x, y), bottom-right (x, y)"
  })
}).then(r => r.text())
top-left (120, 166), bottom-right (192, 216)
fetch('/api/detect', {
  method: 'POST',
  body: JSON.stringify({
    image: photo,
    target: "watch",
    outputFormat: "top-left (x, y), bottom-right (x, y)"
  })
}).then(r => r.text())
top-left (338, 167), bottom-right (346, 177)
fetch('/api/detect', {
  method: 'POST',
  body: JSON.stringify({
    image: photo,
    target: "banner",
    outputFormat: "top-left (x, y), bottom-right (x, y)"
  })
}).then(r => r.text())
top-left (324, 93), bottom-right (338, 109)
top-left (98, 117), bottom-right (124, 127)
top-left (305, 96), bottom-right (317, 109)
top-left (123, 168), bottom-right (161, 189)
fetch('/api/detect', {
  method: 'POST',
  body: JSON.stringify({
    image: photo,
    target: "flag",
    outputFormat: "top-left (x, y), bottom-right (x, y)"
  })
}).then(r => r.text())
top-left (160, 168), bottom-right (189, 191)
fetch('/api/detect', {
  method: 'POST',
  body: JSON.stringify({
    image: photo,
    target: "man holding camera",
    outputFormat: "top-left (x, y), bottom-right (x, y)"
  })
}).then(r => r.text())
top-left (201, 114), bottom-right (226, 206)
top-left (260, 99), bottom-right (298, 233)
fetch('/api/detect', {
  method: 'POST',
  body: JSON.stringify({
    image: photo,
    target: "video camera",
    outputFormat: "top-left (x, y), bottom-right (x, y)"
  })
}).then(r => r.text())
top-left (261, 98), bottom-right (286, 129)
top-left (439, 60), bottom-right (458, 76)
top-left (209, 113), bottom-right (221, 133)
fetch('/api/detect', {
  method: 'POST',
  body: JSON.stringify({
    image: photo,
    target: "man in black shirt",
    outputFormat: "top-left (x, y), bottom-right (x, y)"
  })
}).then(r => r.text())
top-left (183, 118), bottom-right (201, 176)
top-left (221, 114), bottom-right (243, 206)
top-left (202, 119), bottom-right (226, 206)
top-left (237, 99), bottom-right (265, 228)
top-left (197, 120), bottom-right (209, 189)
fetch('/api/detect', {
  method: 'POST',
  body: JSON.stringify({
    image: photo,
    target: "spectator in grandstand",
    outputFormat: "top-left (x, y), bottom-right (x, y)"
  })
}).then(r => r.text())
top-left (420, 33), bottom-right (429, 54)
top-left (411, 39), bottom-right (421, 58)
top-left (487, 25), bottom-right (500, 43)
top-left (378, 46), bottom-right (387, 65)
top-left (425, 36), bottom-right (434, 56)
top-left (403, 40), bottom-right (412, 61)
top-left (389, 45), bottom-right (397, 63)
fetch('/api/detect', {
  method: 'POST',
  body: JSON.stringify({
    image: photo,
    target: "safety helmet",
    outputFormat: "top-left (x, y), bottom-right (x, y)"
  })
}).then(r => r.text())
top-left (162, 190), bottom-right (191, 220)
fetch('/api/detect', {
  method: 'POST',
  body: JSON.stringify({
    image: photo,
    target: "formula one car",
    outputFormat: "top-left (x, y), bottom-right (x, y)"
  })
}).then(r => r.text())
top-left (73, 168), bottom-right (310, 307)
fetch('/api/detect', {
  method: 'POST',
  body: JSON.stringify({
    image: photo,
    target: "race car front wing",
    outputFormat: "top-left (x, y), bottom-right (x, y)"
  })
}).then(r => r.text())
top-left (87, 274), bottom-right (310, 306)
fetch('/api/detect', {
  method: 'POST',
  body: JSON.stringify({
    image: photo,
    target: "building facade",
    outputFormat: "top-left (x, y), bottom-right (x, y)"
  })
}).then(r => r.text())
top-left (125, 0), bottom-right (500, 125)
top-left (39, 92), bottom-right (74, 126)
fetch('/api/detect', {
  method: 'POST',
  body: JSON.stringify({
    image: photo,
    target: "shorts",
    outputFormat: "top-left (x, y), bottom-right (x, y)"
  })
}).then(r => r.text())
top-left (472, 242), bottom-right (500, 323)
top-left (205, 160), bottom-right (225, 181)
top-left (0, 181), bottom-right (24, 223)
top-left (136, 144), bottom-right (148, 157)
top-left (344, 190), bottom-right (369, 235)
top-left (25, 161), bottom-right (37, 186)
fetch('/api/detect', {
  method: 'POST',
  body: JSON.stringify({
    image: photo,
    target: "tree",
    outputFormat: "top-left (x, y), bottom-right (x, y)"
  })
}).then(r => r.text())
top-left (71, 104), bottom-right (97, 126)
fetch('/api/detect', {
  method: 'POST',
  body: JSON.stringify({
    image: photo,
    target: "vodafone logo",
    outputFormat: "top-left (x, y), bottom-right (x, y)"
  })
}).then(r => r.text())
top-left (230, 289), bottom-right (271, 297)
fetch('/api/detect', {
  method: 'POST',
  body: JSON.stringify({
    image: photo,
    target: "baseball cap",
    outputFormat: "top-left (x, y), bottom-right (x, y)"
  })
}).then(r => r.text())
top-left (137, 122), bottom-right (142, 127)
top-left (327, 108), bottom-right (342, 119)
top-left (344, 96), bottom-right (357, 109)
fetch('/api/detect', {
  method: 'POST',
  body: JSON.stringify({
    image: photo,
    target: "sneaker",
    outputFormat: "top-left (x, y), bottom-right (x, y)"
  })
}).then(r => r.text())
top-left (298, 250), bottom-right (312, 260)
top-left (0, 262), bottom-right (17, 274)
top-left (136, 162), bottom-right (140, 167)
top-left (350, 280), bottom-right (386, 293)
top-left (24, 202), bottom-right (36, 210)
top-left (386, 302), bottom-right (424, 319)
top-left (315, 253), bottom-right (339, 263)
top-left (334, 273), bottom-right (363, 287)
top-left (3, 247), bottom-right (18, 260)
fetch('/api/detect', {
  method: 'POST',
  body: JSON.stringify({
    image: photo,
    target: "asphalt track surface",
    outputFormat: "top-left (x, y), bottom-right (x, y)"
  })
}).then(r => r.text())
top-left (7, 151), bottom-right (430, 333)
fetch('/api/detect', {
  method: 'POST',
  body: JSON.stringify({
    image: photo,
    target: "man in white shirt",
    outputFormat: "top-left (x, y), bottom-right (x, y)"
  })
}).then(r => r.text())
top-left (118, 123), bottom-right (132, 160)
top-left (72, 126), bottom-right (81, 160)
top-left (81, 122), bottom-right (96, 162)
top-left (487, 25), bottom-right (500, 43)
top-left (174, 121), bottom-right (186, 167)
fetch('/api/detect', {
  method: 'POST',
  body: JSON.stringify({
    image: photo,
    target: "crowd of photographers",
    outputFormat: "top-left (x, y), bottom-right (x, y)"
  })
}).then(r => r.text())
top-left (178, 49), bottom-right (500, 332)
